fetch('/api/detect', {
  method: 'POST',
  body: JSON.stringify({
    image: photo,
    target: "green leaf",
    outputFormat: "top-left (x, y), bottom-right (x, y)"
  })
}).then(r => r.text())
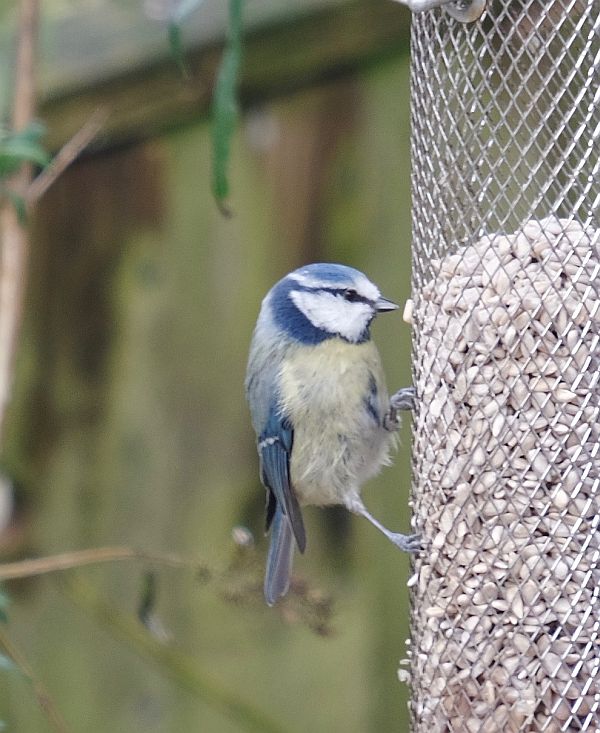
top-left (0, 121), bottom-right (44, 146)
top-left (0, 122), bottom-right (50, 176)
top-left (8, 120), bottom-right (45, 141)
top-left (211, 0), bottom-right (244, 214)
top-left (0, 139), bottom-right (50, 171)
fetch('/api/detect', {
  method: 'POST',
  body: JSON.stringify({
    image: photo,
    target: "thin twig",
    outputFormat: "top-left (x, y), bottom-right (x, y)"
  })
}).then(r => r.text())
top-left (0, 3), bottom-right (104, 446)
top-left (11, 0), bottom-right (38, 134)
top-left (0, 546), bottom-right (208, 581)
top-left (0, 0), bottom-right (39, 445)
top-left (26, 108), bottom-right (108, 205)
top-left (0, 626), bottom-right (70, 733)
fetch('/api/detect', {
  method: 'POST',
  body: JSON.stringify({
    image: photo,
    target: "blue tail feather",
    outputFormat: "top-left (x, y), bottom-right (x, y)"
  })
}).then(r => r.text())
top-left (264, 507), bottom-right (295, 606)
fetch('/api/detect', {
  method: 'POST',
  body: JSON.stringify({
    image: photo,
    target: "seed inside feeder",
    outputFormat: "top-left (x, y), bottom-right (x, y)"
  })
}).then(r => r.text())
top-left (409, 217), bottom-right (600, 731)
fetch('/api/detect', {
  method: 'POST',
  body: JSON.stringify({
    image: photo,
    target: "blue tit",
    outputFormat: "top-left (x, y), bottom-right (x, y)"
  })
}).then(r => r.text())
top-left (245, 263), bottom-right (420, 606)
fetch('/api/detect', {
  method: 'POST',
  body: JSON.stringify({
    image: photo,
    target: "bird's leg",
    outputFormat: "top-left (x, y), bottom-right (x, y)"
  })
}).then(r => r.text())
top-left (383, 386), bottom-right (416, 432)
top-left (346, 496), bottom-right (421, 553)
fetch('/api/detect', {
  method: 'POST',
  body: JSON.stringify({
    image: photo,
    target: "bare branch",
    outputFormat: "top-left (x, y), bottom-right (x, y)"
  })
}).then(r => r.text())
top-left (26, 108), bottom-right (108, 205)
top-left (0, 0), bottom-right (40, 445)
top-left (11, 0), bottom-right (38, 135)
top-left (0, 546), bottom-right (208, 581)
top-left (0, 4), bottom-right (104, 446)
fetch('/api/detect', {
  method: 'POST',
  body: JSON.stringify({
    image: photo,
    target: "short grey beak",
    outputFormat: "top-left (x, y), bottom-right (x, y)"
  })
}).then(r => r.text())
top-left (375, 296), bottom-right (399, 312)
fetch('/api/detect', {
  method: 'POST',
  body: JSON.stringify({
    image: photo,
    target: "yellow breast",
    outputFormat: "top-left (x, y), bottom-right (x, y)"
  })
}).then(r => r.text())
top-left (278, 339), bottom-right (379, 416)
top-left (278, 338), bottom-right (393, 506)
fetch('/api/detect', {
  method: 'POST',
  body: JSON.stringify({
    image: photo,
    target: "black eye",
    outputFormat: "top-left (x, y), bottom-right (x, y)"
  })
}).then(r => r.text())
top-left (343, 288), bottom-right (360, 302)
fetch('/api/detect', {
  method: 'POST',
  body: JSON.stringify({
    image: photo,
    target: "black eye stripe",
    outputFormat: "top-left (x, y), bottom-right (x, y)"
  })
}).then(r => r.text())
top-left (341, 288), bottom-right (371, 305)
top-left (314, 287), bottom-right (370, 303)
top-left (290, 284), bottom-right (373, 306)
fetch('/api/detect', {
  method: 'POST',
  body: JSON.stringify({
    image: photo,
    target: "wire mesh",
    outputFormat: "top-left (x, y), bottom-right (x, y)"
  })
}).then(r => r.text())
top-left (408, 2), bottom-right (599, 731)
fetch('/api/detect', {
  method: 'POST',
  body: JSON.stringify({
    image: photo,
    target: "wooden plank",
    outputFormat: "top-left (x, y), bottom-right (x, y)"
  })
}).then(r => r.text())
top-left (40, 0), bottom-right (410, 151)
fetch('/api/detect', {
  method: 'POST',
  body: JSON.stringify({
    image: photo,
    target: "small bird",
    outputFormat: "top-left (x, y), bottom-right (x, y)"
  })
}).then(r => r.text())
top-left (245, 263), bottom-right (420, 605)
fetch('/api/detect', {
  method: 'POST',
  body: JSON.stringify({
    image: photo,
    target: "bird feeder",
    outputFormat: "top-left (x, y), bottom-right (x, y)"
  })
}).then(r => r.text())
top-left (403, 1), bottom-right (599, 730)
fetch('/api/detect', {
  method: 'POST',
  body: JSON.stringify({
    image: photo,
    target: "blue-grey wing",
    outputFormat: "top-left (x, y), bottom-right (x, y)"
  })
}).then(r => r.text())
top-left (259, 408), bottom-right (306, 554)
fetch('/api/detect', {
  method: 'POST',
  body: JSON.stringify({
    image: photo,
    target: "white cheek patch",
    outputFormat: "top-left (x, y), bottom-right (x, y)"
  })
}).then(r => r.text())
top-left (291, 291), bottom-right (372, 342)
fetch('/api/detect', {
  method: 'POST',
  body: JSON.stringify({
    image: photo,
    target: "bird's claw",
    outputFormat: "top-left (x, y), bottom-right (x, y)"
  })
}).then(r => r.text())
top-left (391, 532), bottom-right (422, 553)
top-left (383, 387), bottom-right (416, 431)
top-left (390, 386), bottom-right (416, 412)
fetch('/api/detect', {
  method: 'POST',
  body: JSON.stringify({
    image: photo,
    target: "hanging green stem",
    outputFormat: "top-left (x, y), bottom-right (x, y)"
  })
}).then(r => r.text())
top-left (211, 0), bottom-right (244, 215)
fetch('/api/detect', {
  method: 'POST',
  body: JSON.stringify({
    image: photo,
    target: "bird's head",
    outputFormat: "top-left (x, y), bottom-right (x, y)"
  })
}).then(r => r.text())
top-left (266, 263), bottom-right (398, 345)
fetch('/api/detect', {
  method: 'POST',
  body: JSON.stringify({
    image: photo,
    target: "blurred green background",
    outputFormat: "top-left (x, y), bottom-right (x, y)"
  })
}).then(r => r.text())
top-left (0, 1), bottom-right (415, 731)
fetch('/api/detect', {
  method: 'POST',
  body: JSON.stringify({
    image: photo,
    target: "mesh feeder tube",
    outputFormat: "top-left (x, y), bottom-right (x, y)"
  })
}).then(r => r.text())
top-left (407, 2), bottom-right (599, 732)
